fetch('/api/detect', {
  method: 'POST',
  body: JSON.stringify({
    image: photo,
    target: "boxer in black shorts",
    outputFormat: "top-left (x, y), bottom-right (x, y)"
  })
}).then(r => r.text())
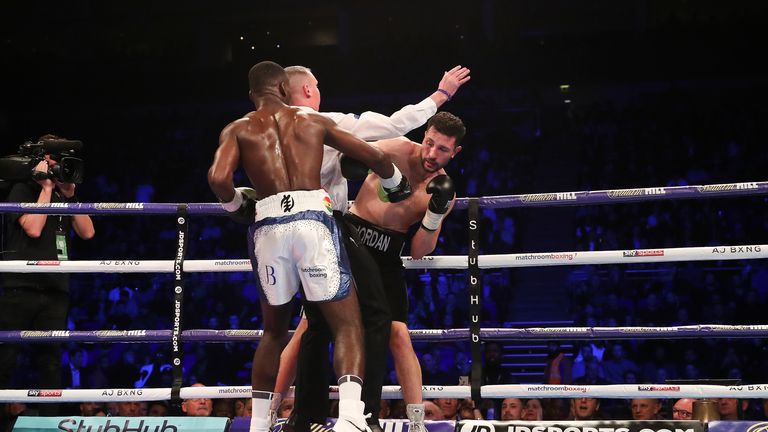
top-left (344, 112), bottom-right (466, 426)
top-left (343, 212), bottom-right (408, 321)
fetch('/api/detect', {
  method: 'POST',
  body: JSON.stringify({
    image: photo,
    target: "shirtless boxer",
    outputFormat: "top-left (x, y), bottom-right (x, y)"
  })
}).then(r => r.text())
top-left (344, 111), bottom-right (465, 423)
top-left (207, 61), bottom-right (411, 432)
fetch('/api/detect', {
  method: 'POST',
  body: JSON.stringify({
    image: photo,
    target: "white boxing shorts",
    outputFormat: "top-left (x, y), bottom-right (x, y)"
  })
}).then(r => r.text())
top-left (247, 189), bottom-right (352, 306)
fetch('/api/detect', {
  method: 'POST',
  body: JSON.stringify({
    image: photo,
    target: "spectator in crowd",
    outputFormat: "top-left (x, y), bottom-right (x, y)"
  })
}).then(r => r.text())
top-left (212, 399), bottom-right (235, 418)
top-left (1, 403), bottom-right (35, 432)
top-left (544, 342), bottom-right (572, 384)
top-left (500, 398), bottom-right (523, 421)
top-left (78, 402), bottom-right (104, 416)
top-left (641, 344), bottom-right (677, 383)
top-left (603, 344), bottom-right (638, 384)
top-left (572, 344), bottom-right (597, 382)
top-left (114, 401), bottom-right (142, 417)
top-left (421, 352), bottom-right (452, 385)
top-left (63, 347), bottom-right (88, 389)
top-left (234, 398), bottom-right (248, 417)
top-left (451, 351), bottom-right (472, 385)
top-left (483, 342), bottom-right (512, 385)
top-left (623, 370), bottom-right (638, 384)
top-left (423, 401), bottom-right (444, 420)
top-left (631, 398), bottom-right (662, 420)
top-left (434, 399), bottom-right (460, 420)
top-left (278, 398), bottom-right (295, 419)
top-left (572, 398), bottom-right (603, 420)
top-left (671, 398), bottom-right (694, 420)
top-left (760, 399), bottom-right (768, 420)
top-left (522, 399), bottom-right (543, 421)
top-left (147, 401), bottom-right (169, 417)
top-left (457, 399), bottom-right (482, 420)
top-left (574, 360), bottom-right (610, 386)
top-left (718, 398), bottom-right (748, 420)
top-left (181, 383), bottom-right (213, 417)
top-left (540, 399), bottom-right (569, 421)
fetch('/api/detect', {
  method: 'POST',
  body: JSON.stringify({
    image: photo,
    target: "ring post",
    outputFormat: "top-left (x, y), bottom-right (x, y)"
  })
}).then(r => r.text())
top-left (170, 205), bottom-right (189, 412)
top-left (468, 198), bottom-right (482, 403)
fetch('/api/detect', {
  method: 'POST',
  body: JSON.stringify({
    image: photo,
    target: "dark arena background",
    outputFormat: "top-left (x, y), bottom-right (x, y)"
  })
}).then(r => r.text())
top-left (2, 0), bottom-right (768, 429)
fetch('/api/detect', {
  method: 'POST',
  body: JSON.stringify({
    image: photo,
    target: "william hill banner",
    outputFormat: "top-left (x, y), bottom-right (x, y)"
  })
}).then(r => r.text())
top-left (13, 416), bottom-right (229, 432)
top-left (455, 421), bottom-right (705, 432)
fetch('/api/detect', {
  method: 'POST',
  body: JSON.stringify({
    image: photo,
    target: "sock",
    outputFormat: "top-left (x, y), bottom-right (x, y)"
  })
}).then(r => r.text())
top-left (250, 390), bottom-right (275, 432)
top-left (338, 375), bottom-right (363, 402)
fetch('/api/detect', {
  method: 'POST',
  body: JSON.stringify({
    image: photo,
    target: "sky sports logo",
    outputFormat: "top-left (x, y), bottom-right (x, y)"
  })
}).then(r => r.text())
top-left (623, 250), bottom-right (664, 257)
top-left (27, 389), bottom-right (63, 397)
top-left (638, 385), bottom-right (681, 391)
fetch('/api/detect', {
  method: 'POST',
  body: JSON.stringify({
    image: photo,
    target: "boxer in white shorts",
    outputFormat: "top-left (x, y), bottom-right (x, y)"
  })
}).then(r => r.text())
top-left (207, 61), bottom-right (412, 432)
top-left (247, 189), bottom-right (352, 305)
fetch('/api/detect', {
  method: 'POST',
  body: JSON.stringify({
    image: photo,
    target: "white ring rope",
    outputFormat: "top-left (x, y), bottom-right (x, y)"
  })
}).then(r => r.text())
top-left (3, 383), bottom-right (767, 403)
top-left (0, 244), bottom-right (764, 273)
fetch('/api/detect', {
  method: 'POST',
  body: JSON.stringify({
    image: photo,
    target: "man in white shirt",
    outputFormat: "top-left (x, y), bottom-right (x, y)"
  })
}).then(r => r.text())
top-left (276, 65), bottom-right (469, 432)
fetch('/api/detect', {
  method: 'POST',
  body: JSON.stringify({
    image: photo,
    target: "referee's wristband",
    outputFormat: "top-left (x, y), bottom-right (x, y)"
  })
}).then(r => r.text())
top-left (437, 88), bottom-right (452, 100)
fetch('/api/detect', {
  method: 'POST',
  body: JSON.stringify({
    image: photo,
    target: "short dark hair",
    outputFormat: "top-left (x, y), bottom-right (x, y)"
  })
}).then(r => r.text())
top-left (248, 61), bottom-right (287, 92)
top-left (426, 111), bottom-right (466, 144)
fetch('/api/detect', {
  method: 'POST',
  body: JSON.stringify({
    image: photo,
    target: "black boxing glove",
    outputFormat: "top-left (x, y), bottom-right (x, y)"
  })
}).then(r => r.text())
top-left (339, 155), bottom-right (370, 180)
top-left (421, 175), bottom-right (455, 231)
top-left (380, 164), bottom-right (412, 203)
top-left (220, 187), bottom-right (258, 224)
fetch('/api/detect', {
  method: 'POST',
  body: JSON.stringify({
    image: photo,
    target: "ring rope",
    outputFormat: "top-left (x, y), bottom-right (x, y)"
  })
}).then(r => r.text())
top-left (0, 180), bottom-right (766, 216)
top-left (2, 383), bottom-right (768, 403)
top-left (0, 244), bottom-right (764, 273)
top-left (2, 182), bottom-right (766, 406)
top-left (3, 324), bottom-right (768, 343)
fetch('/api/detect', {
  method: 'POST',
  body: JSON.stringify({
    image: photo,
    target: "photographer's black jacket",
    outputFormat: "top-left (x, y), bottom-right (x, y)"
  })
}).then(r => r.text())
top-left (3, 181), bottom-right (71, 293)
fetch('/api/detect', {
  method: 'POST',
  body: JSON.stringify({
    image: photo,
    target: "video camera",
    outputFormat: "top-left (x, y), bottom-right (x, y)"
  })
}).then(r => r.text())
top-left (0, 139), bottom-right (84, 184)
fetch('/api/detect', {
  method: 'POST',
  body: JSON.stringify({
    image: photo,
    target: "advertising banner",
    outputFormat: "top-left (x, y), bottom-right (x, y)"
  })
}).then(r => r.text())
top-left (13, 416), bottom-right (229, 432)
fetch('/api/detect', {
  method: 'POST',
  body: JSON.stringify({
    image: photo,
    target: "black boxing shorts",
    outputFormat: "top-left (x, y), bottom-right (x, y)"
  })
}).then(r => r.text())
top-left (343, 212), bottom-right (409, 322)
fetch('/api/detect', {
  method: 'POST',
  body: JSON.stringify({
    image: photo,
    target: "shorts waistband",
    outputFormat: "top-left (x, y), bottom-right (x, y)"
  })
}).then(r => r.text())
top-left (344, 212), bottom-right (406, 259)
top-left (255, 189), bottom-right (333, 221)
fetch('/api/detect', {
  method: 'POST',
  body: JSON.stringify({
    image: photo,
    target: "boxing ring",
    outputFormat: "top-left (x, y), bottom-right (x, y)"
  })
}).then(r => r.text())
top-left (2, 180), bottom-right (768, 423)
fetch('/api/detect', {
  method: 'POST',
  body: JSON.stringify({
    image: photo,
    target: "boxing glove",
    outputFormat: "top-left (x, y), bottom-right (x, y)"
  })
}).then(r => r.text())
top-left (339, 155), bottom-right (370, 180)
top-left (421, 175), bottom-right (454, 231)
top-left (220, 187), bottom-right (258, 224)
top-left (380, 164), bottom-right (412, 203)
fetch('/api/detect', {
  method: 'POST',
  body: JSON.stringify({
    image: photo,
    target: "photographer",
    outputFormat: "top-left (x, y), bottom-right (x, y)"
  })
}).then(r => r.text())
top-left (0, 135), bottom-right (94, 415)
